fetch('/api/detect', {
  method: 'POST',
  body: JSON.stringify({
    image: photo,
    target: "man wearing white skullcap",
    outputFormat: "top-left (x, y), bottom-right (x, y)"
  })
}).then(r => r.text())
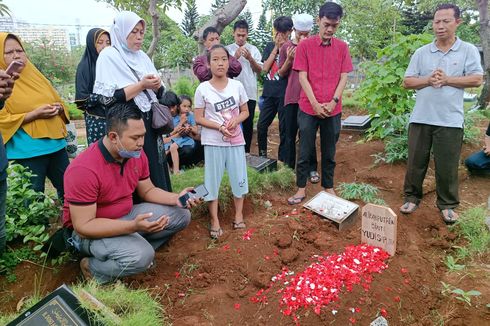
top-left (278, 13), bottom-right (317, 175)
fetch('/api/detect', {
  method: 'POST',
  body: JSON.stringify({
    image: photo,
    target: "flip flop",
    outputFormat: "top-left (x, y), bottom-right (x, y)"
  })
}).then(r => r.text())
top-left (209, 228), bottom-right (223, 239)
top-left (288, 195), bottom-right (306, 205)
top-left (309, 171), bottom-right (320, 184)
top-left (232, 221), bottom-right (246, 230)
top-left (441, 209), bottom-right (459, 224)
top-left (399, 202), bottom-right (418, 214)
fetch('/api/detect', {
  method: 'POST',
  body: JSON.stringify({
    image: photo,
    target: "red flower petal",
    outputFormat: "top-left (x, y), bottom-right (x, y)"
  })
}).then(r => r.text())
top-left (234, 303), bottom-right (241, 310)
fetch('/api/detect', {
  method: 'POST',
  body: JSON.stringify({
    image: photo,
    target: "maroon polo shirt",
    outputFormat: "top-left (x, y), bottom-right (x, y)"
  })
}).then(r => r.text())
top-left (279, 40), bottom-right (301, 106)
top-left (62, 139), bottom-right (150, 228)
top-left (293, 35), bottom-right (353, 116)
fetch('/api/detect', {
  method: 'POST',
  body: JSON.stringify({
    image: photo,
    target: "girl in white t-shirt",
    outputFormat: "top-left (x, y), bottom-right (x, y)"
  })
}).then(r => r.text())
top-left (194, 44), bottom-right (250, 239)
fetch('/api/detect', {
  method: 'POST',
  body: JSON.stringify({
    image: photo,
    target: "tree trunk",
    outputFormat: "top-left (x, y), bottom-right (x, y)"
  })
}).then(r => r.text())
top-left (146, 0), bottom-right (160, 60)
top-left (476, 0), bottom-right (490, 108)
top-left (192, 0), bottom-right (247, 53)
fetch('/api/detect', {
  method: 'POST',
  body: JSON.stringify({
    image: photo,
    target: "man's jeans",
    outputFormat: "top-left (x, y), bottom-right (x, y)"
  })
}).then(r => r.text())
top-left (71, 202), bottom-right (191, 284)
top-left (465, 150), bottom-right (490, 175)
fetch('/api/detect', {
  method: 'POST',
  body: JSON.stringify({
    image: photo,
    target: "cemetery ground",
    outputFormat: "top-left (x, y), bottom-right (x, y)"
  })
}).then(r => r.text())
top-left (0, 112), bottom-right (489, 325)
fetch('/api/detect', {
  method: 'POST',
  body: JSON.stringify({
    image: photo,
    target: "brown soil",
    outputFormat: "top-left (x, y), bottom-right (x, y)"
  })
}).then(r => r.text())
top-left (1, 113), bottom-right (489, 325)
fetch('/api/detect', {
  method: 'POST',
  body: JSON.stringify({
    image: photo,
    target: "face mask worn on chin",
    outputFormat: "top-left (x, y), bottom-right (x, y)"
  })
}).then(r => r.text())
top-left (116, 137), bottom-right (141, 159)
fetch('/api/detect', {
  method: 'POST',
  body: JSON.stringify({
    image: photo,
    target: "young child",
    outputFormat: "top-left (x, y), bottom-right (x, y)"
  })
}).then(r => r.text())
top-left (194, 44), bottom-right (250, 239)
top-left (160, 91), bottom-right (196, 174)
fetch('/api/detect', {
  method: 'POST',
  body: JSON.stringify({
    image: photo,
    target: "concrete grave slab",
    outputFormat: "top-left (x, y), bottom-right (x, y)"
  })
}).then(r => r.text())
top-left (361, 204), bottom-right (397, 256)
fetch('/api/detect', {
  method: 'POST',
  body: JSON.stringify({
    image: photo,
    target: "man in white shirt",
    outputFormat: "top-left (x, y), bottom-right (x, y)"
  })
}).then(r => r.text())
top-left (226, 20), bottom-right (263, 153)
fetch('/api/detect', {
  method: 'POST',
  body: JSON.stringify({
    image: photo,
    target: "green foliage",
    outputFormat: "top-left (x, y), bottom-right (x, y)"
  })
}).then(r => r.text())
top-left (67, 102), bottom-right (84, 120)
top-left (181, 0), bottom-right (199, 37)
top-left (336, 182), bottom-right (386, 205)
top-left (356, 33), bottom-right (433, 140)
top-left (253, 9), bottom-right (272, 53)
top-left (373, 133), bottom-right (409, 164)
top-left (5, 164), bottom-right (60, 250)
top-left (441, 282), bottom-right (481, 306)
top-left (238, 8), bottom-right (255, 35)
top-left (73, 281), bottom-right (170, 326)
top-left (171, 77), bottom-right (199, 98)
top-left (339, 0), bottom-right (403, 60)
top-left (444, 255), bottom-right (465, 271)
top-left (0, 0), bottom-right (11, 17)
top-left (263, 0), bottom-right (323, 16)
top-left (0, 247), bottom-right (38, 278)
top-left (449, 206), bottom-right (490, 260)
top-left (170, 166), bottom-right (295, 216)
top-left (463, 110), bottom-right (485, 143)
top-left (159, 35), bottom-right (197, 69)
top-left (211, 0), bottom-right (228, 12)
top-left (23, 39), bottom-right (81, 87)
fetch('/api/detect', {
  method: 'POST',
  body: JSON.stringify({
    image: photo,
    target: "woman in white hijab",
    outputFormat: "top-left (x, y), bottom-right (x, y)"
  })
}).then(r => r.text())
top-left (94, 11), bottom-right (171, 191)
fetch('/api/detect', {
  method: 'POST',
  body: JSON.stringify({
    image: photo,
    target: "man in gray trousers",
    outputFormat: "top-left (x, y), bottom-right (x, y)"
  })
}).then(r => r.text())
top-left (63, 103), bottom-right (198, 283)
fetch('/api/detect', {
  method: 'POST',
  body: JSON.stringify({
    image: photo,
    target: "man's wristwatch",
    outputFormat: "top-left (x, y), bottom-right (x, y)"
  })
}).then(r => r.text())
top-left (333, 96), bottom-right (339, 103)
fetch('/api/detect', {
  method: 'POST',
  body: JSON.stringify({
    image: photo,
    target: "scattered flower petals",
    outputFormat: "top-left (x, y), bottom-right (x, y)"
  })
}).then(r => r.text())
top-left (400, 268), bottom-right (408, 274)
top-left (174, 272), bottom-right (180, 278)
top-left (250, 245), bottom-right (390, 324)
top-left (222, 244), bottom-right (231, 251)
top-left (380, 308), bottom-right (388, 317)
top-left (242, 229), bottom-right (254, 241)
top-left (264, 255), bottom-right (271, 260)
top-left (349, 317), bottom-right (356, 324)
top-left (234, 303), bottom-right (241, 310)
top-left (403, 278), bottom-right (410, 285)
top-left (177, 293), bottom-right (186, 297)
top-left (394, 296), bottom-right (401, 302)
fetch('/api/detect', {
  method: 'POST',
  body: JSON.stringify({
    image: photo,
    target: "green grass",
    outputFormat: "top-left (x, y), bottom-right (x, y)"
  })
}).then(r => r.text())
top-left (67, 102), bottom-right (84, 120)
top-left (0, 282), bottom-right (169, 326)
top-left (336, 182), bottom-right (386, 205)
top-left (73, 281), bottom-right (169, 326)
top-left (449, 206), bottom-right (490, 261)
top-left (171, 165), bottom-right (295, 215)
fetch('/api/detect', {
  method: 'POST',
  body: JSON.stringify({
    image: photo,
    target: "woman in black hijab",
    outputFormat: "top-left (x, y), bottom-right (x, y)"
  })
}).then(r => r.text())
top-left (75, 28), bottom-right (110, 145)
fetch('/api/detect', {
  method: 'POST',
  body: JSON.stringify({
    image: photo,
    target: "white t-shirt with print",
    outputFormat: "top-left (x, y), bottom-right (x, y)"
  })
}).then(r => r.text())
top-left (194, 79), bottom-right (249, 146)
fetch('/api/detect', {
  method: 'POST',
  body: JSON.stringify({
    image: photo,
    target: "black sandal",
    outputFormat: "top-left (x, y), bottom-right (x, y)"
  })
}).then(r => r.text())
top-left (309, 171), bottom-right (320, 184)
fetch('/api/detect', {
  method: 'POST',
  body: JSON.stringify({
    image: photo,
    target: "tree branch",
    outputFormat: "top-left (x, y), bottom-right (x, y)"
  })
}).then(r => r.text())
top-left (146, 0), bottom-right (160, 59)
top-left (192, 0), bottom-right (247, 53)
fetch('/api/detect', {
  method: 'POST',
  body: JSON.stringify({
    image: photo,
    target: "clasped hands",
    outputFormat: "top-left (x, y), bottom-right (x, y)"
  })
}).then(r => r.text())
top-left (141, 74), bottom-right (161, 91)
top-left (313, 100), bottom-right (337, 119)
top-left (428, 68), bottom-right (448, 88)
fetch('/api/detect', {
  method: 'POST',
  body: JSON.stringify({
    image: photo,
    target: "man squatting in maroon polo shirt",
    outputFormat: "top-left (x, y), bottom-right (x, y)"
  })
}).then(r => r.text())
top-left (288, 2), bottom-right (353, 205)
top-left (63, 103), bottom-right (198, 283)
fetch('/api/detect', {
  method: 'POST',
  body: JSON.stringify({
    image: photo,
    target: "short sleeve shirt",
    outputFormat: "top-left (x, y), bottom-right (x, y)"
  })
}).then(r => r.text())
top-left (62, 140), bottom-right (150, 227)
top-left (194, 79), bottom-right (249, 146)
top-left (279, 40), bottom-right (301, 106)
top-left (405, 38), bottom-right (483, 128)
top-left (226, 43), bottom-right (263, 101)
top-left (262, 42), bottom-right (288, 98)
top-left (293, 35), bottom-right (353, 116)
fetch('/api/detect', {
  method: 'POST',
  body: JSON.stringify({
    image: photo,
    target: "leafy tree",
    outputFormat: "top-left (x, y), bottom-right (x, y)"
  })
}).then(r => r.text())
top-left (181, 0), bottom-right (199, 37)
top-left (24, 39), bottom-right (81, 87)
top-left (262, 0), bottom-right (323, 16)
top-left (339, 0), bottom-right (403, 60)
top-left (252, 9), bottom-right (271, 53)
top-left (400, 2), bottom-right (433, 35)
top-left (238, 8), bottom-right (255, 34)
top-left (0, 0), bottom-right (11, 17)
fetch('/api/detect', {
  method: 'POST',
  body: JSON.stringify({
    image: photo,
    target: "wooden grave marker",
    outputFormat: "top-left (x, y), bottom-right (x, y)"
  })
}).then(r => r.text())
top-left (361, 203), bottom-right (397, 256)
